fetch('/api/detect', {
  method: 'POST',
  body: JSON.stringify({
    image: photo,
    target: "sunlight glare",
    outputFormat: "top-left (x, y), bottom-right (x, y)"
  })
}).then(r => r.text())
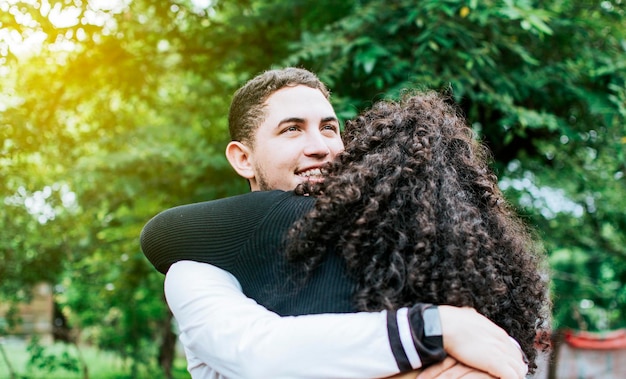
top-left (48, 2), bottom-right (82, 28)
top-left (0, 0), bottom-right (129, 56)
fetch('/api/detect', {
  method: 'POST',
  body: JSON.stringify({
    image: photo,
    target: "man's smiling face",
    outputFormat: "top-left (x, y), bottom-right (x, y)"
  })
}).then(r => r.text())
top-left (245, 85), bottom-right (344, 191)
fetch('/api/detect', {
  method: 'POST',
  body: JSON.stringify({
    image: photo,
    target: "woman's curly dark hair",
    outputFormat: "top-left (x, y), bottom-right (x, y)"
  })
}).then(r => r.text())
top-left (286, 91), bottom-right (550, 371)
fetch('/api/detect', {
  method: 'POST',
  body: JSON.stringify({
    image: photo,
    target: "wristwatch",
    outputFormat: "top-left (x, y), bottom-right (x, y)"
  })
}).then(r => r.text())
top-left (423, 306), bottom-right (443, 346)
top-left (408, 303), bottom-right (446, 367)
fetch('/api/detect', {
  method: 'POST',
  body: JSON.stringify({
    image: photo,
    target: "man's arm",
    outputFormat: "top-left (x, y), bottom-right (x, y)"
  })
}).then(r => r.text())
top-left (165, 261), bottom-right (527, 379)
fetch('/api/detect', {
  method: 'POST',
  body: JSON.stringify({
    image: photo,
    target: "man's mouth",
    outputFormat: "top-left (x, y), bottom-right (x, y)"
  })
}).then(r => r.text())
top-left (297, 168), bottom-right (323, 180)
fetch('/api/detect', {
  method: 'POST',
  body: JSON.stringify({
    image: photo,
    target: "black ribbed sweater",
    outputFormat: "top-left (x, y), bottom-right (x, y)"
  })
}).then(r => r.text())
top-left (140, 190), bottom-right (355, 316)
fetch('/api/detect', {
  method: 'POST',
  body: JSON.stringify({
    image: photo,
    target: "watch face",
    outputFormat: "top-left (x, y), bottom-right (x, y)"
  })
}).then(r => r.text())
top-left (423, 307), bottom-right (442, 337)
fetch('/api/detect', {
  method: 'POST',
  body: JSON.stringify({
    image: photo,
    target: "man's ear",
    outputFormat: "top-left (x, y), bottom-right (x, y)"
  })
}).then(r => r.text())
top-left (225, 141), bottom-right (255, 180)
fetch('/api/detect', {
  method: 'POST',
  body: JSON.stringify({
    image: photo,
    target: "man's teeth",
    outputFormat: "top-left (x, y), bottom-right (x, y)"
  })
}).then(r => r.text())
top-left (298, 168), bottom-right (322, 177)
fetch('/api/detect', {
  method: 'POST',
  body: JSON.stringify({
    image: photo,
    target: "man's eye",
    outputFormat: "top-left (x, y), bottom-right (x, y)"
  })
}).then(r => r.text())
top-left (322, 124), bottom-right (338, 132)
top-left (283, 126), bottom-right (299, 133)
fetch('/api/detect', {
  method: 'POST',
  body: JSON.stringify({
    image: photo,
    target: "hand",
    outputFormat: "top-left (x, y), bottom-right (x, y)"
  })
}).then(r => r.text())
top-left (383, 358), bottom-right (499, 379)
top-left (437, 306), bottom-right (527, 379)
top-left (384, 369), bottom-right (422, 379)
top-left (416, 357), bottom-right (497, 379)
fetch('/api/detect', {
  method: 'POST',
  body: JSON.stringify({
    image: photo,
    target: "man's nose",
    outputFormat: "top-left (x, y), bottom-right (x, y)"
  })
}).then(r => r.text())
top-left (303, 130), bottom-right (331, 158)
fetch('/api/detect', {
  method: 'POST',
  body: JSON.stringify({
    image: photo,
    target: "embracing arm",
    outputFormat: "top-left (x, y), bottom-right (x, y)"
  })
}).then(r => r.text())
top-left (144, 193), bottom-right (525, 378)
top-left (166, 261), bottom-right (527, 379)
top-left (166, 261), bottom-right (404, 379)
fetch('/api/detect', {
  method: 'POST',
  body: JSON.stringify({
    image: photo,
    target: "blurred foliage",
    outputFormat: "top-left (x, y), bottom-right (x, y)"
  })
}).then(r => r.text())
top-left (1, 0), bottom-right (625, 375)
top-left (27, 335), bottom-right (81, 374)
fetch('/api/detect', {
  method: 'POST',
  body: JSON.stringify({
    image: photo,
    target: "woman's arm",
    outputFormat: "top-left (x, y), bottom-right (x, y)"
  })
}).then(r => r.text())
top-left (166, 261), bottom-right (403, 379)
top-left (165, 261), bottom-right (526, 379)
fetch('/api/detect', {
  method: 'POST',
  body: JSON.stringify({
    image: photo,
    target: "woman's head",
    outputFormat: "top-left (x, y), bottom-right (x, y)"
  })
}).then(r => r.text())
top-left (288, 91), bottom-right (549, 370)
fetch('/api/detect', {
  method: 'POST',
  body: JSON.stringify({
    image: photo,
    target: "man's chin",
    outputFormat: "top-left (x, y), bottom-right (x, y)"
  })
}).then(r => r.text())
top-left (301, 176), bottom-right (324, 185)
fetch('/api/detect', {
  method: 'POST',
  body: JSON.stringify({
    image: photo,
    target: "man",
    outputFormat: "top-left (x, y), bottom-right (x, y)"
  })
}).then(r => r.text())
top-left (147, 68), bottom-right (528, 378)
top-left (224, 68), bottom-right (342, 191)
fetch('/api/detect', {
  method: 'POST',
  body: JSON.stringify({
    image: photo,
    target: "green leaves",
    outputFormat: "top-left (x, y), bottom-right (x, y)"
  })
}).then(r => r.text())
top-left (499, 0), bottom-right (554, 36)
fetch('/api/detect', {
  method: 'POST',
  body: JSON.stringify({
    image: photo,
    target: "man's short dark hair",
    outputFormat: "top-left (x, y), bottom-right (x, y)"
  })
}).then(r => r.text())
top-left (228, 67), bottom-right (330, 145)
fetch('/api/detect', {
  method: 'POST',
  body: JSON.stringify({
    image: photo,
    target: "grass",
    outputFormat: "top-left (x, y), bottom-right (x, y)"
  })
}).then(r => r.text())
top-left (0, 337), bottom-right (190, 379)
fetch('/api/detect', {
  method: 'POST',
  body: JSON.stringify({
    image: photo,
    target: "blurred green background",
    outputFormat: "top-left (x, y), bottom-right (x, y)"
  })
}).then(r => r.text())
top-left (1, 0), bottom-right (625, 377)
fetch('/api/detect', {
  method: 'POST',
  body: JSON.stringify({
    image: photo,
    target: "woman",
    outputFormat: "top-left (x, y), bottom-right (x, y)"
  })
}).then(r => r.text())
top-left (287, 91), bottom-right (549, 367)
top-left (142, 91), bottom-right (549, 377)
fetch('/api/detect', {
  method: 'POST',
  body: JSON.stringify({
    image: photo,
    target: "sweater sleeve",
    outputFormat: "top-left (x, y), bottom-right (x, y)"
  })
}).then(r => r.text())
top-left (166, 260), bottom-right (425, 379)
top-left (140, 190), bottom-right (290, 274)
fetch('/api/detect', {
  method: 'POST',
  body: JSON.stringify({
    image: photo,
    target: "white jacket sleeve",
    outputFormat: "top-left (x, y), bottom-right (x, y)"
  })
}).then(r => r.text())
top-left (165, 260), bottom-right (418, 379)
